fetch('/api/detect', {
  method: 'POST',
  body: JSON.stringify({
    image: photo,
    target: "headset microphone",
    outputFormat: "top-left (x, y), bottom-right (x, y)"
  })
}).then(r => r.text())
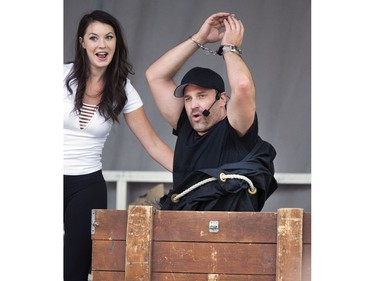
top-left (202, 101), bottom-right (216, 117)
top-left (202, 91), bottom-right (221, 117)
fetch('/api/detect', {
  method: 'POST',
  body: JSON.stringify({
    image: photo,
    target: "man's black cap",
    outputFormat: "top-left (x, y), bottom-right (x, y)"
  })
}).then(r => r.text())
top-left (174, 67), bottom-right (225, 97)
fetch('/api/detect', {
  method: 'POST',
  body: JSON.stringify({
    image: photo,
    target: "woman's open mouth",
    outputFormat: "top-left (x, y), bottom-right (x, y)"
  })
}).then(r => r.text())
top-left (96, 52), bottom-right (108, 60)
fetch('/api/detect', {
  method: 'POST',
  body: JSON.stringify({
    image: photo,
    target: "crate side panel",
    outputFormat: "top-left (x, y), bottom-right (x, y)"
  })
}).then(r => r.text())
top-left (92, 209), bottom-right (128, 240)
top-left (152, 272), bottom-right (276, 281)
top-left (91, 270), bottom-right (124, 281)
top-left (154, 210), bottom-right (277, 243)
top-left (92, 240), bottom-right (126, 271)
top-left (152, 241), bottom-right (276, 275)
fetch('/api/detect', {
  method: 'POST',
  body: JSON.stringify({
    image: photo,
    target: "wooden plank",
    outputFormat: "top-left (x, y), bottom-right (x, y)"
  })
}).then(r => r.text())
top-left (303, 213), bottom-right (311, 243)
top-left (154, 210), bottom-right (277, 243)
top-left (125, 205), bottom-right (154, 281)
top-left (92, 241), bottom-right (277, 274)
top-left (152, 242), bottom-right (276, 275)
top-left (91, 271), bottom-right (124, 281)
top-left (91, 240), bottom-right (277, 274)
top-left (302, 213), bottom-right (311, 281)
top-left (91, 209), bottom-right (309, 244)
top-left (152, 273), bottom-right (276, 281)
top-left (276, 208), bottom-right (303, 281)
top-left (302, 244), bottom-right (311, 281)
top-left (91, 240), bottom-right (125, 271)
top-left (91, 209), bottom-right (128, 240)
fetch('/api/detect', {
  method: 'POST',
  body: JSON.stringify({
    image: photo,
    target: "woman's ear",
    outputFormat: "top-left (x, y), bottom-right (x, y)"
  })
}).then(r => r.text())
top-left (79, 37), bottom-right (85, 49)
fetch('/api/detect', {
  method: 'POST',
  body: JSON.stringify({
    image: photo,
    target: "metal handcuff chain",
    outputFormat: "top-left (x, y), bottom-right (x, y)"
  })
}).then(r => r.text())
top-left (171, 172), bottom-right (257, 203)
top-left (189, 36), bottom-right (220, 56)
top-left (189, 36), bottom-right (242, 57)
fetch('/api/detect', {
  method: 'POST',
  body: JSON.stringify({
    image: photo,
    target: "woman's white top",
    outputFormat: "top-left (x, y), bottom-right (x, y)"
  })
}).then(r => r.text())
top-left (63, 63), bottom-right (143, 175)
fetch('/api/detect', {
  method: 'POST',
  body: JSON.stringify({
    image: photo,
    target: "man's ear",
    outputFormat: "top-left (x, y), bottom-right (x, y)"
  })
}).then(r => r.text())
top-left (220, 92), bottom-right (228, 103)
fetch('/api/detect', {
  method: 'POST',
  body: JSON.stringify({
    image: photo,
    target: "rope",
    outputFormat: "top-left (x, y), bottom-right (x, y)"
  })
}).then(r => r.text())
top-left (171, 172), bottom-right (257, 203)
top-left (171, 177), bottom-right (217, 203)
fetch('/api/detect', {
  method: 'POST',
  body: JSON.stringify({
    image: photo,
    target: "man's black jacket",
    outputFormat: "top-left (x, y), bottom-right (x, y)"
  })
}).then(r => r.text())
top-left (160, 137), bottom-right (278, 211)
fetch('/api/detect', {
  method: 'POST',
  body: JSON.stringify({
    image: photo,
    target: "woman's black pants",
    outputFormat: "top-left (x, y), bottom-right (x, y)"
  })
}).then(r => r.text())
top-left (64, 170), bottom-right (107, 281)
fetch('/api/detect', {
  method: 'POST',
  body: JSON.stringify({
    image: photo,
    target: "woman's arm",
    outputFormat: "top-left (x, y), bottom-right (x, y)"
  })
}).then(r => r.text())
top-left (124, 106), bottom-right (174, 172)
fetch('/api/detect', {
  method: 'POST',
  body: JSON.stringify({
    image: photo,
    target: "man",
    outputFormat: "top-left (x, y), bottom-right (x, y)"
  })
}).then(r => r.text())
top-left (146, 12), bottom-right (277, 211)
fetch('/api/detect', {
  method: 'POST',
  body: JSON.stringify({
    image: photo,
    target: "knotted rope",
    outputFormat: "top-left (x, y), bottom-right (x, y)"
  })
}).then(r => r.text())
top-left (171, 172), bottom-right (257, 203)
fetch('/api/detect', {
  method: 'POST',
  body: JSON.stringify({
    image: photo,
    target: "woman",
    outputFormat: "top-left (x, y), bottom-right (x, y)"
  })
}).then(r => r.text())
top-left (63, 10), bottom-right (173, 280)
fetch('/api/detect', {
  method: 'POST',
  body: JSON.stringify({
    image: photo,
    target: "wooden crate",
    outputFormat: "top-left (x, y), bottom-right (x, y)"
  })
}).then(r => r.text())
top-left (91, 206), bottom-right (311, 281)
